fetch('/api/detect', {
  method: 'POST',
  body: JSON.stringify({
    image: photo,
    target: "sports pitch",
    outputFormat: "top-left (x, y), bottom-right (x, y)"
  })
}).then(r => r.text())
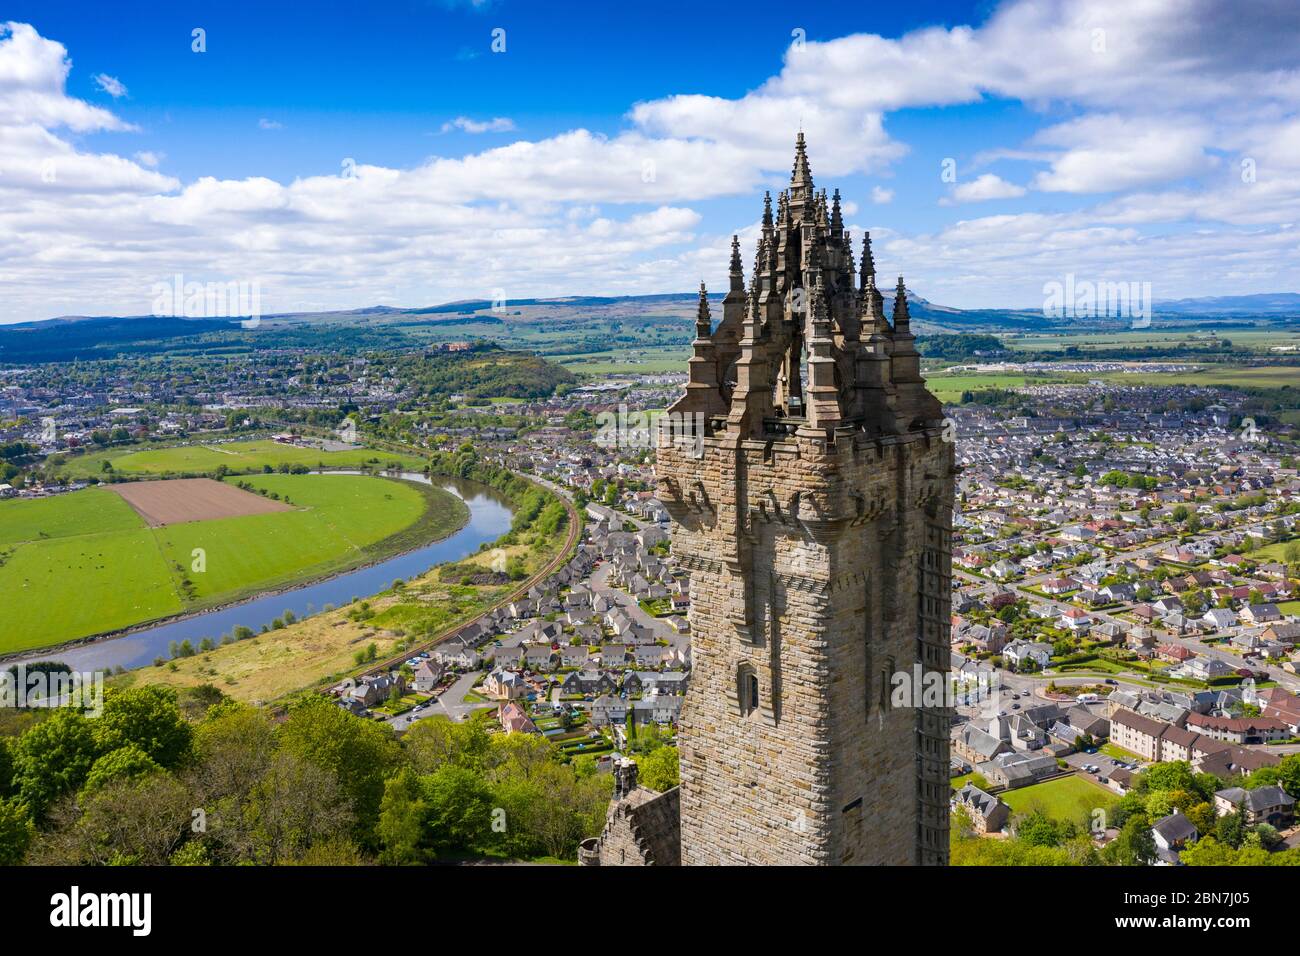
top-left (0, 473), bottom-right (467, 654)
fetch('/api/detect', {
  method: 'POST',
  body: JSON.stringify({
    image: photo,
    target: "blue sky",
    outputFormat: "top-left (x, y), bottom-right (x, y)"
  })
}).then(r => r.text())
top-left (2, 0), bottom-right (1299, 322)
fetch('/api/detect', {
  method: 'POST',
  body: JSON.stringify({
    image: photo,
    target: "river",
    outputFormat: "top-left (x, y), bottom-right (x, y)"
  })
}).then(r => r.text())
top-left (9, 473), bottom-right (513, 674)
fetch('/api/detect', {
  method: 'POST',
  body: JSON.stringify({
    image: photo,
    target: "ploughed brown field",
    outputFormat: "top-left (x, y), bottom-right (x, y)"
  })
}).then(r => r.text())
top-left (108, 478), bottom-right (294, 527)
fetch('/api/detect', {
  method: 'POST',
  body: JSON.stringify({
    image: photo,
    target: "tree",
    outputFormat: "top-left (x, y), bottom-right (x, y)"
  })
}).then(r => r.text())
top-left (10, 708), bottom-right (98, 817)
top-left (0, 738), bottom-right (13, 798)
top-left (32, 773), bottom-right (194, 866)
top-left (1214, 810), bottom-right (1246, 849)
top-left (1015, 809), bottom-right (1072, 848)
top-left (1185, 802), bottom-right (1216, 837)
top-left (237, 752), bottom-right (355, 865)
top-left (421, 765), bottom-right (493, 855)
top-left (0, 799), bottom-right (33, 865)
top-left (1102, 813), bottom-right (1155, 866)
top-left (1178, 835), bottom-right (1240, 866)
top-left (1277, 754), bottom-right (1300, 800)
top-left (189, 702), bottom-right (277, 814)
top-left (1137, 761), bottom-right (1198, 798)
top-left (82, 744), bottom-right (162, 794)
top-left (92, 686), bottom-right (193, 769)
top-left (377, 768), bottom-right (429, 865)
top-left (277, 695), bottom-right (403, 843)
top-left (404, 711), bottom-right (493, 774)
top-left (639, 746), bottom-right (679, 792)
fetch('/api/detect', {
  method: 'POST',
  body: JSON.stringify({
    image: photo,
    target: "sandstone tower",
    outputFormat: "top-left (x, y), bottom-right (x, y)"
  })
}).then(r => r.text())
top-left (655, 134), bottom-right (956, 865)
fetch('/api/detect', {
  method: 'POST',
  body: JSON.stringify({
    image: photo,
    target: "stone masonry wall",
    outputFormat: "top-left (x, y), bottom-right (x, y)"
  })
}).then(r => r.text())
top-left (663, 424), bottom-right (953, 865)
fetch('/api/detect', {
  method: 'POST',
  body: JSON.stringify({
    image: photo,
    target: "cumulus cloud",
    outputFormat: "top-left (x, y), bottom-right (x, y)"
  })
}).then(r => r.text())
top-left (440, 116), bottom-right (516, 134)
top-left (1031, 115), bottom-right (1215, 193)
top-left (3, 1), bottom-right (1300, 321)
top-left (941, 174), bottom-right (1027, 204)
top-left (257, 118), bottom-right (283, 130)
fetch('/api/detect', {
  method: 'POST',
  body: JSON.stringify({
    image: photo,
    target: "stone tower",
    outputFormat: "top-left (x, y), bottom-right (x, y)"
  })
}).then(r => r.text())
top-left (656, 134), bottom-right (955, 865)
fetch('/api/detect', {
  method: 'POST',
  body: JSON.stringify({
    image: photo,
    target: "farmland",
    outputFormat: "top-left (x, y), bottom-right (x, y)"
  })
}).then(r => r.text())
top-left (0, 474), bottom-right (467, 654)
top-left (55, 438), bottom-right (426, 480)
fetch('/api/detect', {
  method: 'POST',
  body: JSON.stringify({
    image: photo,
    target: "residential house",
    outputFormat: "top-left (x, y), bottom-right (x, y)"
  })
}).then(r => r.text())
top-left (954, 783), bottom-right (1010, 834)
top-left (1213, 785), bottom-right (1296, 828)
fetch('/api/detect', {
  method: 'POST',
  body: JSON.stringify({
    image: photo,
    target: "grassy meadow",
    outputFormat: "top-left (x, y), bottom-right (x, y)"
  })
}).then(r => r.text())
top-left (0, 474), bottom-right (466, 654)
top-left (57, 438), bottom-right (426, 479)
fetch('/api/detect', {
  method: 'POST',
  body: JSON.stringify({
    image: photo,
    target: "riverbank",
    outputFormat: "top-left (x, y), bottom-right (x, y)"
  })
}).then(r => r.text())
top-left (0, 475), bottom-right (470, 664)
top-left (119, 470), bottom-right (578, 705)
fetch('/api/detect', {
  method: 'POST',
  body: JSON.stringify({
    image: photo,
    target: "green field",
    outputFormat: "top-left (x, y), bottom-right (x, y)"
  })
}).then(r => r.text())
top-left (0, 474), bottom-right (468, 654)
top-left (555, 345), bottom-right (690, 376)
top-left (921, 371), bottom-right (1032, 403)
top-left (1075, 364), bottom-right (1300, 390)
top-left (57, 438), bottom-right (426, 479)
top-left (1004, 330), bottom-right (1300, 353)
top-left (999, 774), bottom-right (1117, 823)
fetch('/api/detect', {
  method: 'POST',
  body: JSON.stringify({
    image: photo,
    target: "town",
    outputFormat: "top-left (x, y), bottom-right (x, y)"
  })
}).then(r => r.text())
top-left (10, 335), bottom-right (1295, 866)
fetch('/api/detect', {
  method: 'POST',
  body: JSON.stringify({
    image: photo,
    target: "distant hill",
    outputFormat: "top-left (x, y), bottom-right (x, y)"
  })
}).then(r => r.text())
top-left (1152, 293), bottom-right (1300, 315)
top-left (3, 289), bottom-right (1296, 364)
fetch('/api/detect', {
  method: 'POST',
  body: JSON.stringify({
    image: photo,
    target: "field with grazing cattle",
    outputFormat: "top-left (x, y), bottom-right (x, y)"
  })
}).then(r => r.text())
top-left (0, 474), bottom-right (466, 654)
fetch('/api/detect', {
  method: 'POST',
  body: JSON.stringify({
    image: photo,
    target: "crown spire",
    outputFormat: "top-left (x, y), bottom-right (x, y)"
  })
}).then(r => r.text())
top-left (860, 232), bottom-right (876, 288)
top-left (695, 281), bottom-right (712, 339)
top-left (791, 131), bottom-right (813, 190)
top-left (893, 275), bottom-right (911, 332)
top-left (728, 235), bottom-right (744, 292)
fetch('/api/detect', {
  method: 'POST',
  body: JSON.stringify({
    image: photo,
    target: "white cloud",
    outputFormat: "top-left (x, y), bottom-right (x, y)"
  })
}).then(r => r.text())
top-left (440, 116), bottom-right (516, 134)
top-left (941, 174), bottom-right (1027, 204)
top-left (0, 23), bottom-right (134, 131)
top-left (92, 73), bottom-right (127, 98)
top-left (1030, 115), bottom-right (1214, 193)
top-left (4, 3), bottom-right (1300, 321)
top-left (258, 118), bottom-right (283, 130)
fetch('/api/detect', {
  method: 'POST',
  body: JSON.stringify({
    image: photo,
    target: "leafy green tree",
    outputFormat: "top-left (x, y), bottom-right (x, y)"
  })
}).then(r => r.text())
top-left (404, 711), bottom-right (493, 774)
top-left (1277, 754), bottom-right (1300, 800)
top-left (1178, 835), bottom-right (1239, 865)
top-left (639, 746), bottom-right (679, 792)
top-left (92, 686), bottom-right (193, 769)
top-left (82, 744), bottom-right (162, 794)
top-left (0, 799), bottom-right (34, 865)
top-left (421, 765), bottom-right (493, 855)
top-left (0, 738), bottom-right (13, 798)
top-left (1214, 810), bottom-right (1246, 849)
top-left (1102, 813), bottom-right (1156, 866)
top-left (1015, 809), bottom-right (1073, 848)
top-left (219, 750), bottom-right (351, 865)
top-left (11, 708), bottom-right (98, 817)
top-left (277, 695), bottom-right (403, 842)
top-left (377, 768), bottom-right (429, 865)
